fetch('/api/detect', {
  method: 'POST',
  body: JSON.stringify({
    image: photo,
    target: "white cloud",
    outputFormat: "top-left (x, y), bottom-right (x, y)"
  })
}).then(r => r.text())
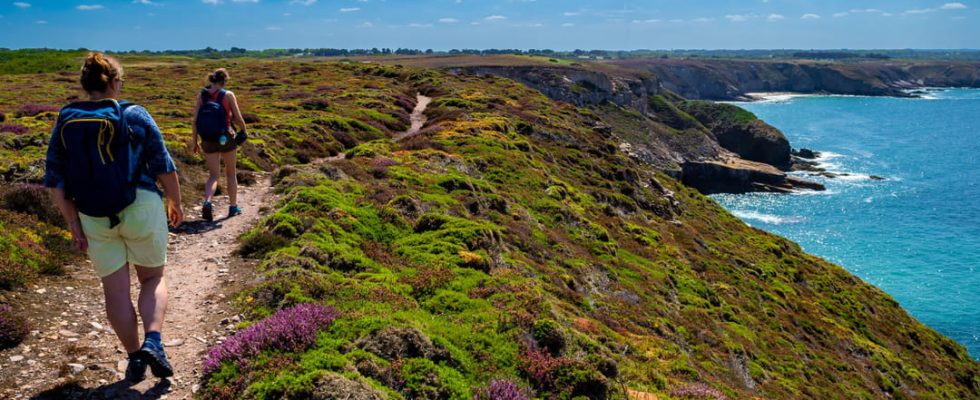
top-left (669, 18), bottom-right (684, 23)
top-left (692, 17), bottom-right (714, 22)
top-left (484, 15), bottom-right (506, 21)
top-left (232, 0), bottom-right (259, 2)
top-left (905, 3), bottom-right (967, 15)
top-left (904, 8), bottom-right (934, 14)
top-left (13, 2), bottom-right (30, 8)
top-left (133, 0), bottom-right (161, 5)
top-left (339, 7), bottom-right (359, 12)
top-left (202, 0), bottom-right (219, 4)
top-left (767, 13), bottom-right (784, 21)
top-left (801, 13), bottom-right (821, 19)
top-left (289, 0), bottom-right (315, 5)
top-left (438, 17), bottom-right (458, 23)
top-left (357, 21), bottom-right (373, 28)
top-left (561, 22), bottom-right (574, 27)
top-left (408, 23), bottom-right (432, 28)
top-left (833, 12), bottom-right (849, 18)
top-left (632, 18), bottom-right (661, 24)
top-left (562, 11), bottom-right (579, 16)
top-left (35, 19), bottom-right (46, 24)
top-left (265, 26), bottom-right (282, 30)
top-left (76, 4), bottom-right (104, 10)
top-left (725, 14), bottom-right (752, 22)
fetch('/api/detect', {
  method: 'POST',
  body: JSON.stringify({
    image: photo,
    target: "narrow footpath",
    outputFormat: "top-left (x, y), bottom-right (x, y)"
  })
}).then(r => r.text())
top-left (0, 177), bottom-right (274, 400)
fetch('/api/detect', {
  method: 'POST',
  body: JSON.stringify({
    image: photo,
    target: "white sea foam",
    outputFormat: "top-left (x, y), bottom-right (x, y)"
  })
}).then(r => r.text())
top-left (732, 210), bottom-right (805, 225)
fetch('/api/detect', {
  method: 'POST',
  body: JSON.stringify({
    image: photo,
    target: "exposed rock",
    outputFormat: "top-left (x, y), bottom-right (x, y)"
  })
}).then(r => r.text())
top-left (682, 158), bottom-right (825, 194)
top-left (312, 373), bottom-right (387, 400)
top-left (680, 101), bottom-right (791, 168)
top-left (792, 148), bottom-right (820, 159)
top-left (66, 363), bottom-right (85, 374)
top-left (354, 327), bottom-right (450, 362)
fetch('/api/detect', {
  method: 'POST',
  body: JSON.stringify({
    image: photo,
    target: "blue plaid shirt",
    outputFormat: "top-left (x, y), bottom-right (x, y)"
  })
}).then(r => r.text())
top-left (44, 104), bottom-right (177, 195)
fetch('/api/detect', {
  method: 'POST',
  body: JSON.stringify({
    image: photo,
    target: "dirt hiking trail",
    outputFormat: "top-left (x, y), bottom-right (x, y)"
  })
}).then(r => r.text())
top-left (0, 176), bottom-right (274, 400)
top-left (0, 94), bottom-right (435, 399)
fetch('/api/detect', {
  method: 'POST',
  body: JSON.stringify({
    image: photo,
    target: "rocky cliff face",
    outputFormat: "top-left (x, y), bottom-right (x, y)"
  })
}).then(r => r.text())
top-left (456, 65), bottom-right (813, 194)
top-left (611, 59), bottom-right (980, 100)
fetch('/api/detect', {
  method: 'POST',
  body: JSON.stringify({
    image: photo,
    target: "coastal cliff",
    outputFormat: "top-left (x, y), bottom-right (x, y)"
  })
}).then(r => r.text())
top-left (455, 65), bottom-right (815, 195)
top-left (611, 59), bottom-right (980, 100)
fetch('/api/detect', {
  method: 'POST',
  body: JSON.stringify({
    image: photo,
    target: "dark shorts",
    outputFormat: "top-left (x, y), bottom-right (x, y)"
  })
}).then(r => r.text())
top-left (201, 139), bottom-right (237, 154)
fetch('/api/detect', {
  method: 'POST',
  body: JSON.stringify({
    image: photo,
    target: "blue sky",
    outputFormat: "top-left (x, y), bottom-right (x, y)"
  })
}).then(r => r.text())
top-left (1, 1), bottom-right (977, 51)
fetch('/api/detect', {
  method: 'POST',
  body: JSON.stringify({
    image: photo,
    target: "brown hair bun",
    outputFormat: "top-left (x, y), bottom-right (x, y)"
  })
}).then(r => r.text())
top-left (208, 68), bottom-right (229, 85)
top-left (80, 52), bottom-right (123, 93)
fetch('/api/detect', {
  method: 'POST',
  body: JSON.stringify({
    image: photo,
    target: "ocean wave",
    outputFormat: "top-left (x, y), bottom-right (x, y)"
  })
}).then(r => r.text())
top-left (732, 210), bottom-right (805, 225)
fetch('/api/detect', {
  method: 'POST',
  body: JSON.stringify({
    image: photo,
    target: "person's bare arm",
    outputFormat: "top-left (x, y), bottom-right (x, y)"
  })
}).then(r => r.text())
top-left (50, 187), bottom-right (87, 251)
top-left (227, 91), bottom-right (247, 132)
top-left (190, 95), bottom-right (202, 153)
top-left (157, 170), bottom-right (183, 227)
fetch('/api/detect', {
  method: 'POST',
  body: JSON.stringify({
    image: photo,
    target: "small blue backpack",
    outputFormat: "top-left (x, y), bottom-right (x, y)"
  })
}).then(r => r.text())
top-left (196, 88), bottom-right (229, 142)
top-left (57, 100), bottom-right (141, 228)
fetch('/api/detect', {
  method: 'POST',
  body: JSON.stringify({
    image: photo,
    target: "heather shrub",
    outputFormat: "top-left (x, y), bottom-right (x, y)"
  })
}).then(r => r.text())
top-left (0, 183), bottom-right (63, 227)
top-left (518, 347), bottom-right (608, 397)
top-left (300, 98), bottom-right (330, 111)
top-left (0, 123), bottom-right (28, 135)
top-left (0, 304), bottom-right (29, 350)
top-left (473, 379), bottom-right (533, 400)
top-left (202, 303), bottom-right (339, 375)
top-left (242, 112), bottom-right (261, 123)
top-left (16, 103), bottom-right (59, 117)
top-left (670, 383), bottom-right (729, 400)
top-left (0, 258), bottom-right (35, 291)
top-left (370, 157), bottom-right (397, 178)
top-left (281, 91), bottom-right (312, 100)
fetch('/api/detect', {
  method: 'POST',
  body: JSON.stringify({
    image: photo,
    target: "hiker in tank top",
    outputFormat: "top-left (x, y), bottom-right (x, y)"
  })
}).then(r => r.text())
top-left (44, 52), bottom-right (182, 383)
top-left (190, 68), bottom-right (248, 222)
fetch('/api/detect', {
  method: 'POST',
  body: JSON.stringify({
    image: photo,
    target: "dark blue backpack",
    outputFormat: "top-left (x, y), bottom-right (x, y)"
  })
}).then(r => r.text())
top-left (196, 88), bottom-right (228, 142)
top-left (57, 100), bottom-right (140, 228)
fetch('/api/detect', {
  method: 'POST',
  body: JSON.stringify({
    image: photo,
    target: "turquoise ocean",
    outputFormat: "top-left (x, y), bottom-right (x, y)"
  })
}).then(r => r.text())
top-left (712, 89), bottom-right (980, 359)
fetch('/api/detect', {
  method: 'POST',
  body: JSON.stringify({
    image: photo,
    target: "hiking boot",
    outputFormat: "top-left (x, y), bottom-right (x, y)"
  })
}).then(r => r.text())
top-left (124, 353), bottom-right (148, 383)
top-left (202, 201), bottom-right (213, 222)
top-left (228, 205), bottom-right (242, 217)
top-left (140, 340), bottom-right (174, 378)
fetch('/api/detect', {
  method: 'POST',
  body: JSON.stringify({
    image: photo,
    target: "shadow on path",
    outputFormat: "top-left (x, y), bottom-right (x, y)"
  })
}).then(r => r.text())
top-left (31, 379), bottom-right (172, 400)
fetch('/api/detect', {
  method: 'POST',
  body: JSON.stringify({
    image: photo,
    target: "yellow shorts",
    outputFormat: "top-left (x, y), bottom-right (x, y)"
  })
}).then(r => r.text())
top-left (79, 189), bottom-right (169, 277)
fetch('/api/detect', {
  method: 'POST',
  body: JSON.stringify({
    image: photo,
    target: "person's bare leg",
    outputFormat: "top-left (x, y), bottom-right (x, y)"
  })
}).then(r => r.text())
top-left (221, 150), bottom-right (238, 207)
top-left (101, 265), bottom-right (140, 353)
top-left (135, 265), bottom-right (167, 334)
top-left (204, 152), bottom-right (221, 203)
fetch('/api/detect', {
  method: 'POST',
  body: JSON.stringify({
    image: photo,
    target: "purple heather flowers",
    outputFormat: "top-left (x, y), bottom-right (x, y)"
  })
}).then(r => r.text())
top-left (473, 379), bottom-right (532, 400)
top-left (0, 124), bottom-right (28, 135)
top-left (16, 104), bottom-right (59, 118)
top-left (202, 303), bottom-right (338, 375)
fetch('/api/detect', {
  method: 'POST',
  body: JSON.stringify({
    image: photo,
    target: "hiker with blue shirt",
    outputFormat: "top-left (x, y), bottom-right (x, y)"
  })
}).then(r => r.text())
top-left (44, 52), bottom-right (181, 383)
top-left (190, 68), bottom-right (247, 222)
